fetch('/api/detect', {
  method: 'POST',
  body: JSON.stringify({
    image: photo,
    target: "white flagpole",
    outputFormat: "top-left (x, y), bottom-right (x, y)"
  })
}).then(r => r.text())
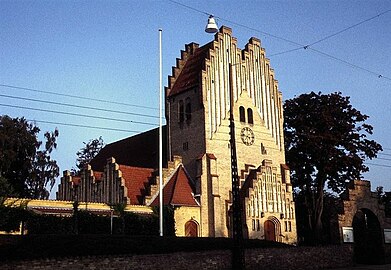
top-left (159, 28), bottom-right (163, 237)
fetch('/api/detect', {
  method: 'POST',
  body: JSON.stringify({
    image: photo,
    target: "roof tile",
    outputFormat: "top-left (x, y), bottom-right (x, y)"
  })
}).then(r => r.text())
top-left (151, 165), bottom-right (198, 207)
top-left (119, 165), bottom-right (154, 205)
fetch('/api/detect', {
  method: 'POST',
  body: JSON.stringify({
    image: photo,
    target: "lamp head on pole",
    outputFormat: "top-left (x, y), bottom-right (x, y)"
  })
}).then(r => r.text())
top-left (205, 15), bottom-right (218, 34)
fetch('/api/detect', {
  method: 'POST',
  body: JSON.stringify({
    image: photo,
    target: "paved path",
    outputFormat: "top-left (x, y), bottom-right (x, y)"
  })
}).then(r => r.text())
top-left (332, 264), bottom-right (391, 270)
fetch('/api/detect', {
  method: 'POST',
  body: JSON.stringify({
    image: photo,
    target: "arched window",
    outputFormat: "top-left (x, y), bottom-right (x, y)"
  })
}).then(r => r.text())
top-left (239, 106), bottom-right (245, 122)
top-left (178, 100), bottom-right (184, 123)
top-left (185, 97), bottom-right (191, 121)
top-left (247, 108), bottom-right (254, 124)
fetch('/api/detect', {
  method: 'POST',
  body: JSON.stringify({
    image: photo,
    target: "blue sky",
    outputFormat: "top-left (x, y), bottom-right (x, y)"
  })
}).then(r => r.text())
top-left (1, 0), bottom-right (390, 197)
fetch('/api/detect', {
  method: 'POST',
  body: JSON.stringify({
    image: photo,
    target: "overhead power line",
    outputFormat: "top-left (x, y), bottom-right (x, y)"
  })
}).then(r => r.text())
top-left (0, 94), bottom-right (159, 119)
top-left (0, 103), bottom-right (158, 126)
top-left (168, 0), bottom-right (302, 47)
top-left (27, 119), bottom-right (141, 133)
top-left (0, 84), bottom-right (158, 111)
top-left (365, 162), bottom-right (391, 168)
top-left (307, 9), bottom-right (391, 47)
top-left (308, 47), bottom-right (390, 80)
top-left (168, 0), bottom-right (390, 81)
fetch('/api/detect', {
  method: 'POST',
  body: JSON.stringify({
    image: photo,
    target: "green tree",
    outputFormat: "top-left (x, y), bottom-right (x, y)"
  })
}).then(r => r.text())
top-left (29, 129), bottom-right (60, 199)
top-left (284, 92), bottom-right (382, 243)
top-left (73, 136), bottom-right (104, 174)
top-left (0, 115), bottom-right (59, 199)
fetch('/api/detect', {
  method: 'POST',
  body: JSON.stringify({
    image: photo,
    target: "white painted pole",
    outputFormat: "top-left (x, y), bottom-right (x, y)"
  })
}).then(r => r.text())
top-left (159, 28), bottom-right (163, 237)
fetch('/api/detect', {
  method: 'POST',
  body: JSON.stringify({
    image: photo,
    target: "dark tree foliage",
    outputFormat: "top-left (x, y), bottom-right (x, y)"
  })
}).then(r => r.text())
top-left (73, 136), bottom-right (104, 174)
top-left (152, 205), bottom-right (176, 236)
top-left (29, 129), bottom-right (59, 199)
top-left (0, 115), bottom-right (59, 199)
top-left (295, 192), bottom-right (343, 244)
top-left (376, 186), bottom-right (391, 218)
top-left (0, 176), bottom-right (15, 200)
top-left (284, 92), bottom-right (382, 243)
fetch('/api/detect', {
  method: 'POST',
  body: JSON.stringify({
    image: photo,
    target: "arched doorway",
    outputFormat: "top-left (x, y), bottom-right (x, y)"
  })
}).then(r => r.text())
top-left (352, 208), bottom-right (385, 264)
top-left (264, 220), bottom-right (276, 241)
top-left (185, 220), bottom-right (198, 237)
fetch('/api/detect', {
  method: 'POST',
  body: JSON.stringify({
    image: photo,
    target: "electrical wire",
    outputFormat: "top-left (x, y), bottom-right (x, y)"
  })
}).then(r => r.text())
top-left (365, 162), bottom-right (391, 168)
top-left (0, 103), bottom-right (158, 126)
top-left (167, 0), bottom-right (391, 81)
top-left (167, 0), bottom-right (302, 47)
top-left (0, 94), bottom-right (159, 119)
top-left (0, 84), bottom-right (158, 111)
top-left (308, 47), bottom-right (390, 80)
top-left (26, 119), bottom-right (141, 133)
top-left (270, 9), bottom-right (391, 57)
top-left (307, 9), bottom-right (391, 47)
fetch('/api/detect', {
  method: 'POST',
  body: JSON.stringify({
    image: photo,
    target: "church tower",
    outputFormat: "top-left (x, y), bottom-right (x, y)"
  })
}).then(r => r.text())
top-left (166, 26), bottom-right (296, 244)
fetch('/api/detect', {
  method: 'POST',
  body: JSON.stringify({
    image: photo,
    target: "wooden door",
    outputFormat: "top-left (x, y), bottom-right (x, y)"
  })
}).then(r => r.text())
top-left (185, 220), bottom-right (198, 237)
top-left (264, 220), bottom-right (276, 241)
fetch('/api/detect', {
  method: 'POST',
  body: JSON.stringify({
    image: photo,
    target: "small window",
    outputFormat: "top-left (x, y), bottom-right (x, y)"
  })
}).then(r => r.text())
top-left (239, 106), bottom-right (245, 122)
top-left (257, 219), bottom-right (260, 231)
top-left (179, 100), bottom-right (184, 123)
top-left (247, 108), bottom-right (253, 124)
top-left (261, 143), bottom-right (267, 155)
top-left (288, 221), bottom-right (292, 232)
top-left (285, 221), bottom-right (288, 232)
top-left (252, 219), bottom-right (256, 231)
top-left (183, 142), bottom-right (189, 151)
top-left (185, 98), bottom-right (191, 121)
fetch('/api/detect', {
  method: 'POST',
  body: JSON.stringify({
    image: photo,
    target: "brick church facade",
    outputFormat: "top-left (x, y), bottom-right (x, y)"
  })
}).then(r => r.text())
top-left (57, 26), bottom-right (297, 244)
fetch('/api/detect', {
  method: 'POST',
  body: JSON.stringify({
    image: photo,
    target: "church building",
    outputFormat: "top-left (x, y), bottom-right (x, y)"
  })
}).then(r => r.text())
top-left (57, 26), bottom-right (297, 244)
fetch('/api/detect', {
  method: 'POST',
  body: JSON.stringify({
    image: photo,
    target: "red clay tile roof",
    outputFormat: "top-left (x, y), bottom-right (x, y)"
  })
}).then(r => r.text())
top-left (168, 43), bottom-right (211, 97)
top-left (90, 126), bottom-right (168, 171)
top-left (151, 165), bottom-right (199, 207)
top-left (119, 165), bottom-right (154, 205)
top-left (93, 171), bottom-right (103, 182)
top-left (72, 176), bottom-right (81, 186)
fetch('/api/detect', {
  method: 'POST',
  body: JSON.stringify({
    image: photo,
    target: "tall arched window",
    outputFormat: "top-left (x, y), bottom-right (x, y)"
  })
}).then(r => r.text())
top-left (247, 108), bottom-right (254, 124)
top-left (178, 100), bottom-right (184, 123)
top-left (185, 97), bottom-right (191, 121)
top-left (239, 106), bottom-right (245, 122)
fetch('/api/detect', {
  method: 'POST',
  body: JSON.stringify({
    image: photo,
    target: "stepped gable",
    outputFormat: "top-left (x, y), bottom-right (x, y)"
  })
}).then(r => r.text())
top-left (240, 166), bottom-right (261, 198)
top-left (90, 126), bottom-right (168, 171)
top-left (118, 165), bottom-right (154, 205)
top-left (167, 42), bottom-right (212, 97)
top-left (151, 165), bottom-right (199, 207)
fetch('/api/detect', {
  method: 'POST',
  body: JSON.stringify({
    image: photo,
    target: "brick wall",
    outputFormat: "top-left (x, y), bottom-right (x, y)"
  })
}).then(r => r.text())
top-left (1, 245), bottom-right (359, 270)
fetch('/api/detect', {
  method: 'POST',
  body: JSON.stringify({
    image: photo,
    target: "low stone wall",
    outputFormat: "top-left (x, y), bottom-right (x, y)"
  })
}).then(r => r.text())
top-left (0, 245), bottom-right (356, 270)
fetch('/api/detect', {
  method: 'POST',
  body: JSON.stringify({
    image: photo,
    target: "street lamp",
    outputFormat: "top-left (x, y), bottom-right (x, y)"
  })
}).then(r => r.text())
top-left (205, 18), bottom-right (245, 270)
top-left (205, 15), bottom-right (219, 34)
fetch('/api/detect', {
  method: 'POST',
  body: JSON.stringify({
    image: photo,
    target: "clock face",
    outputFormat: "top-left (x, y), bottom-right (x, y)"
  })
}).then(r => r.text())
top-left (240, 127), bottom-right (254, 146)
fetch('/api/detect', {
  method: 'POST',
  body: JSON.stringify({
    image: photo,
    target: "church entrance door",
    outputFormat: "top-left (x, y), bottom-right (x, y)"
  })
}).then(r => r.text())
top-left (264, 220), bottom-right (276, 241)
top-left (185, 220), bottom-right (198, 237)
